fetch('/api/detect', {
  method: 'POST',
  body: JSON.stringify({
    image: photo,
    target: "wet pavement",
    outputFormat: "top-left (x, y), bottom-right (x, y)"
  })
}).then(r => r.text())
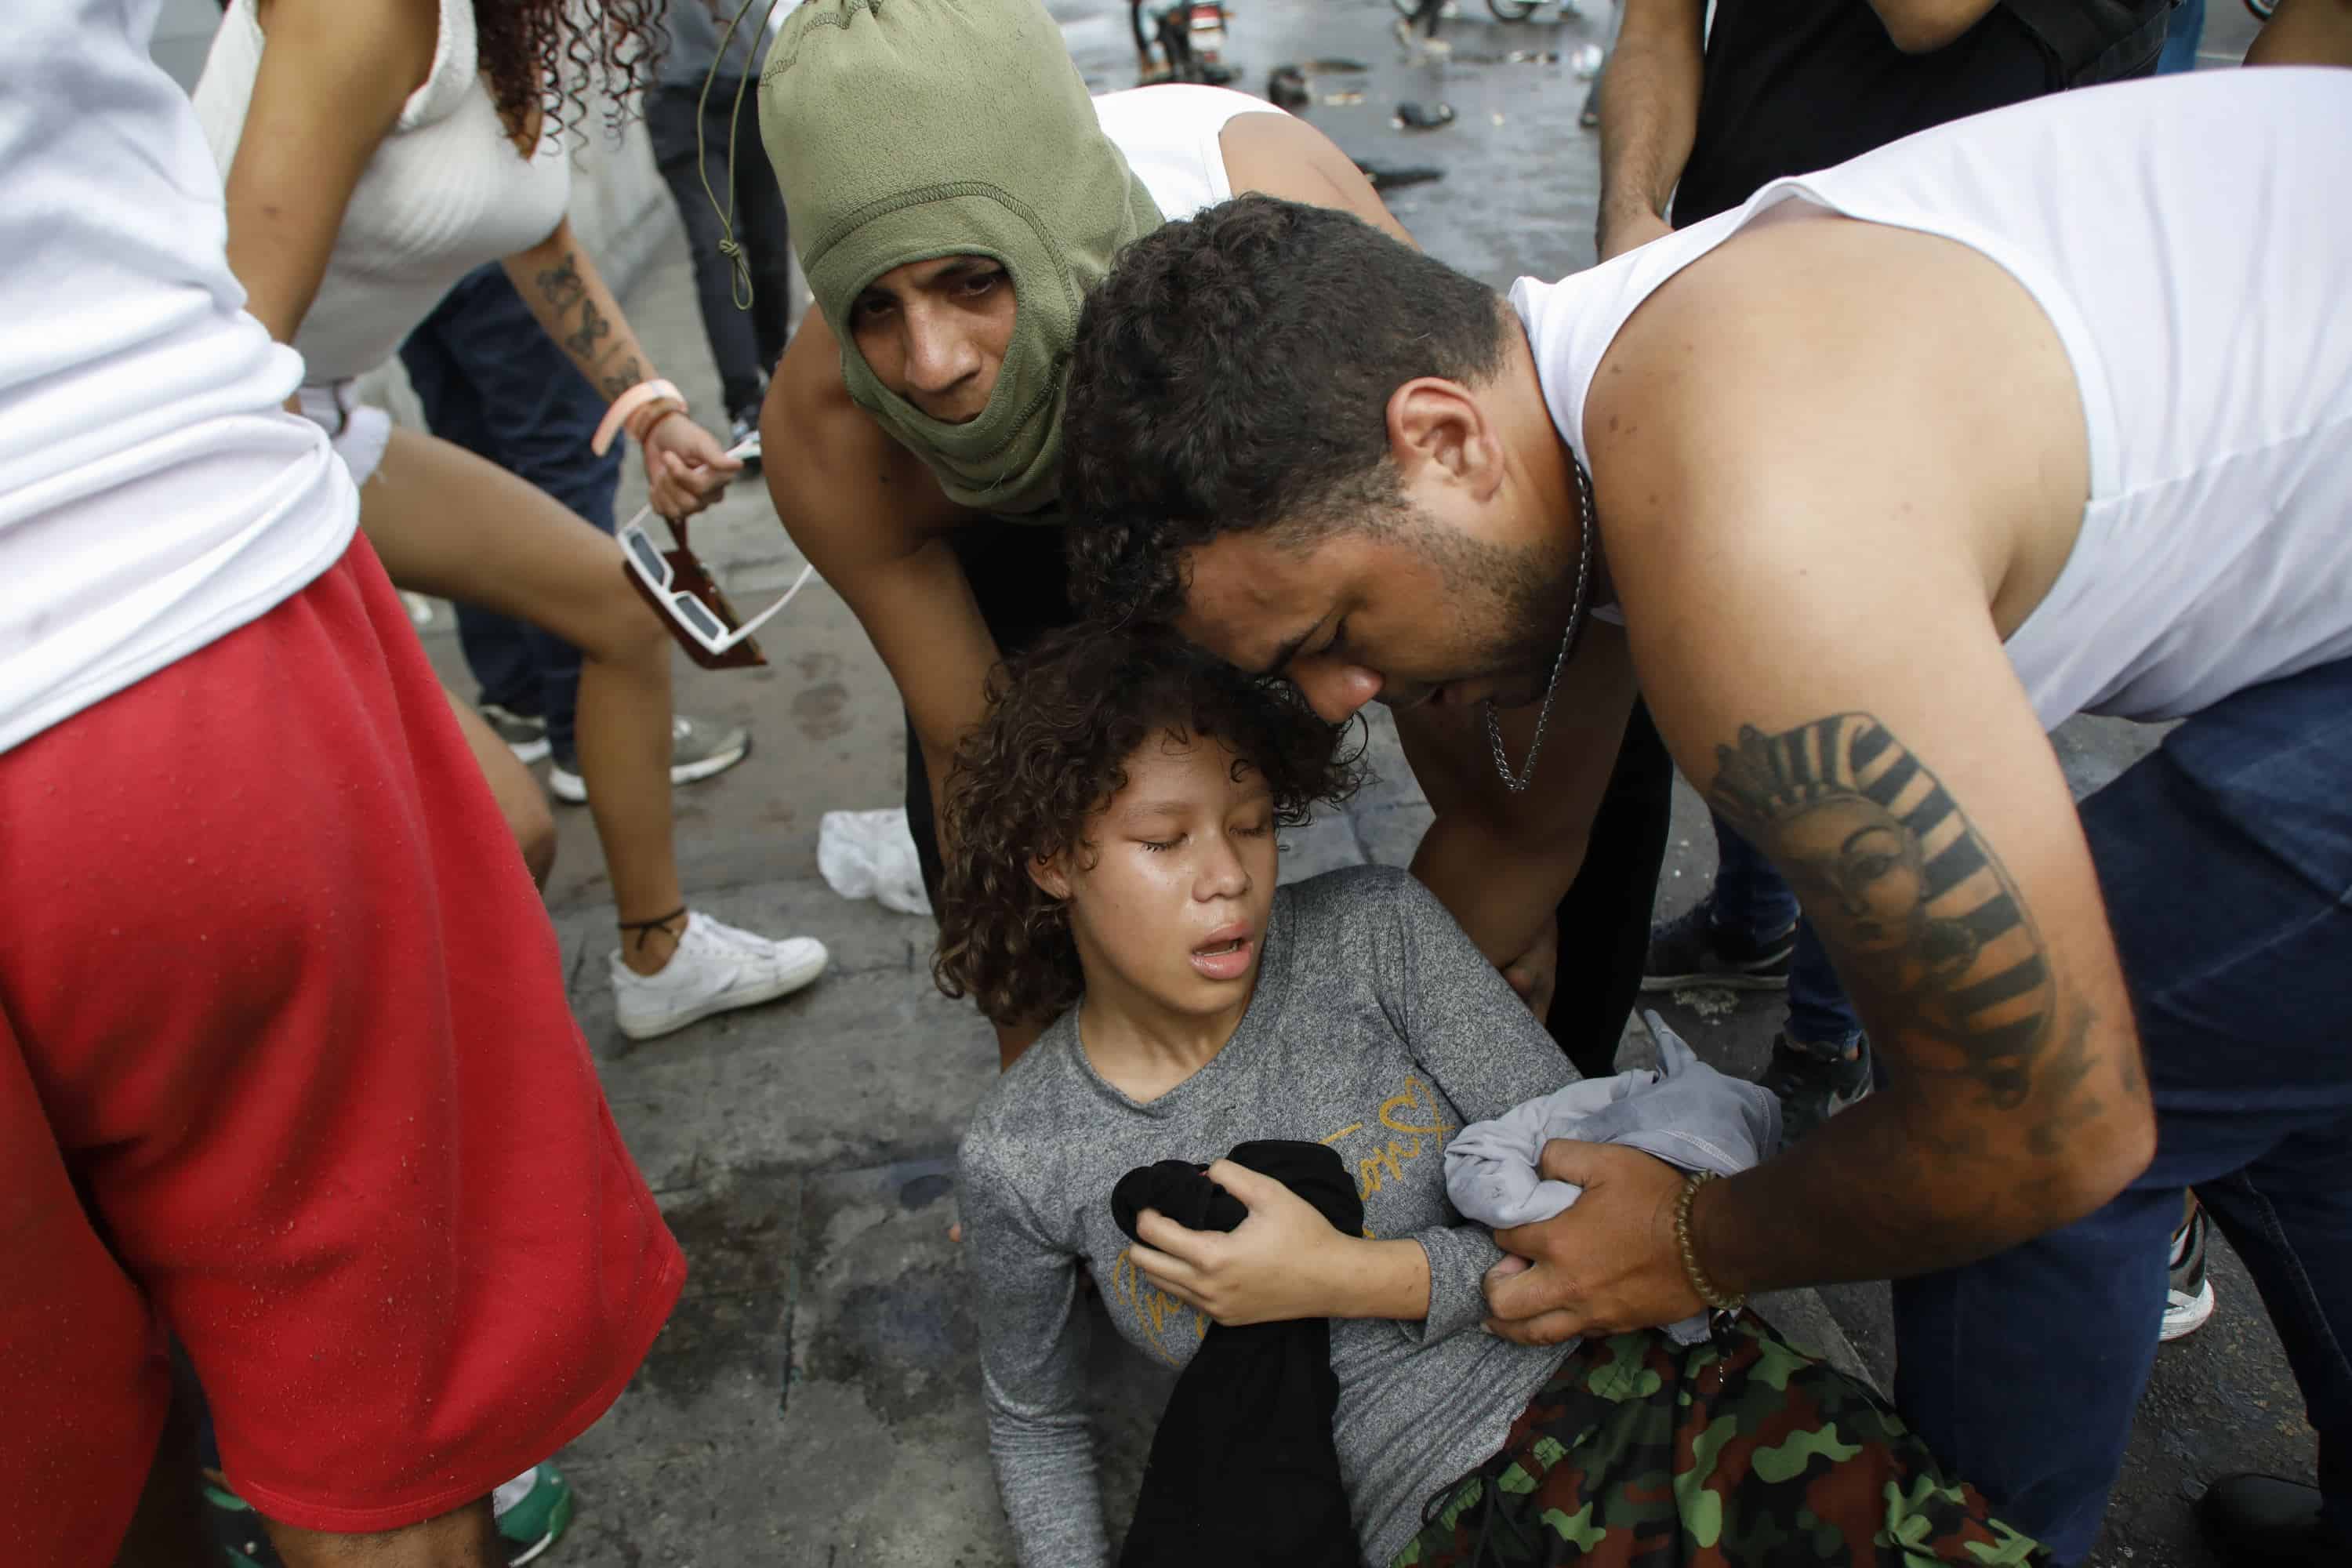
top-left (400, 0), bottom-right (2304, 1560)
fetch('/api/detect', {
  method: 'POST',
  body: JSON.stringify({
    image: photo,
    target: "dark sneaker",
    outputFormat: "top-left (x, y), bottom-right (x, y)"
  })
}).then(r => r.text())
top-left (479, 701), bottom-right (551, 764)
top-left (205, 1463), bottom-right (572, 1566)
top-left (2195, 1474), bottom-right (2346, 1566)
top-left (548, 713), bottom-right (750, 804)
top-left (1757, 1030), bottom-right (1871, 1144)
top-left (2162, 1200), bottom-right (2216, 1342)
top-left (1642, 898), bottom-right (1798, 992)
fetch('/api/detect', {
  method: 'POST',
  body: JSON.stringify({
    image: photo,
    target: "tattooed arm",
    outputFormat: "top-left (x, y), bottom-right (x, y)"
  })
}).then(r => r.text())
top-left (502, 223), bottom-right (662, 402)
top-left (1483, 215), bottom-right (2154, 1340)
top-left (502, 221), bottom-right (739, 518)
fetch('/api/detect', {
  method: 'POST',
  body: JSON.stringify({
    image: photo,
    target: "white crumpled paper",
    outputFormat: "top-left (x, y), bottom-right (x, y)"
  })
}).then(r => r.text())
top-left (817, 807), bottom-right (933, 918)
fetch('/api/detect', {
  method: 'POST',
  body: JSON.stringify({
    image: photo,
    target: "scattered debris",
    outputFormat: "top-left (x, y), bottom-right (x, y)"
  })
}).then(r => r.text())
top-left (1571, 41), bottom-right (1606, 77)
top-left (1506, 48), bottom-right (1560, 63)
top-left (1491, 111), bottom-right (1506, 125)
top-left (1321, 89), bottom-right (1366, 105)
top-left (1353, 160), bottom-right (1446, 192)
top-left (1395, 100), bottom-right (1457, 131)
top-left (1671, 985), bottom-right (1741, 1020)
top-left (1302, 56), bottom-right (1370, 73)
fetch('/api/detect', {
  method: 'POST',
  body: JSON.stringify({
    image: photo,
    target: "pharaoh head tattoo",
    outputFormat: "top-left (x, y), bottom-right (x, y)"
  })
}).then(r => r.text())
top-left (1708, 715), bottom-right (2055, 1106)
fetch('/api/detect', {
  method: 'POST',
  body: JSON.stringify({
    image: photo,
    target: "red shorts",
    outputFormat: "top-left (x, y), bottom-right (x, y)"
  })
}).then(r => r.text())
top-left (0, 539), bottom-right (684, 1562)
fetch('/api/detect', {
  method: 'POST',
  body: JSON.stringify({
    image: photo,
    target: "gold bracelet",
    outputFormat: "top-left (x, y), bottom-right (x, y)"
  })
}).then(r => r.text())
top-left (1674, 1170), bottom-right (1745, 1312)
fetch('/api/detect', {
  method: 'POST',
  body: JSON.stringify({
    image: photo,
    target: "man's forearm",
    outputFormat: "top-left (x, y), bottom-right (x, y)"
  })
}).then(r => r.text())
top-left (1594, 0), bottom-right (1707, 252)
top-left (1692, 1024), bottom-right (2147, 1297)
top-left (1409, 808), bottom-right (1583, 968)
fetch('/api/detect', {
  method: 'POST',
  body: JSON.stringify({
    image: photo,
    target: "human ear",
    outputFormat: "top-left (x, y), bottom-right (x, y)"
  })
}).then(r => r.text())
top-left (1028, 853), bottom-right (1073, 902)
top-left (1385, 376), bottom-right (1501, 498)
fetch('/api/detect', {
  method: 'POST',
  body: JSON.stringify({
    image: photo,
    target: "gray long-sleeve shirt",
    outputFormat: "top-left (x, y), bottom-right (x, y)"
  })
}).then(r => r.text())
top-left (957, 866), bottom-right (1581, 1568)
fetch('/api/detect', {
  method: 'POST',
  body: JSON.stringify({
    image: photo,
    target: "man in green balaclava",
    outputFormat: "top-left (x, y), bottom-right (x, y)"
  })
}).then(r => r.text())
top-left (754, 0), bottom-right (1615, 1071)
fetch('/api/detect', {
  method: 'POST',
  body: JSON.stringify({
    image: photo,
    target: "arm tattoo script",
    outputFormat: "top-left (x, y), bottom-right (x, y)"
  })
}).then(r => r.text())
top-left (1708, 714), bottom-right (2056, 1109)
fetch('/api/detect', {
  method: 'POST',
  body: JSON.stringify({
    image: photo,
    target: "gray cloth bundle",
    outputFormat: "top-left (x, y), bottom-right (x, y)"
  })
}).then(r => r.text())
top-left (1443, 1013), bottom-right (1782, 1345)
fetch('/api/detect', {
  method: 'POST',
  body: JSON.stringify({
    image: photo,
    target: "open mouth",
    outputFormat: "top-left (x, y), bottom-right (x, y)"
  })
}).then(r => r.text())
top-left (1189, 930), bottom-right (1256, 981)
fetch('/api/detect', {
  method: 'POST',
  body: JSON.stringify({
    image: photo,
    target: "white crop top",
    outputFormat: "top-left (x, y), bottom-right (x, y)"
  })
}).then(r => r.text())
top-left (194, 0), bottom-right (573, 383)
top-left (1512, 68), bottom-right (2352, 729)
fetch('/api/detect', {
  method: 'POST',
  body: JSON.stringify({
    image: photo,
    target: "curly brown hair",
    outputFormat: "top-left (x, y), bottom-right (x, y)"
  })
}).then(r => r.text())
top-left (477, 0), bottom-right (667, 142)
top-left (932, 626), bottom-right (1365, 1029)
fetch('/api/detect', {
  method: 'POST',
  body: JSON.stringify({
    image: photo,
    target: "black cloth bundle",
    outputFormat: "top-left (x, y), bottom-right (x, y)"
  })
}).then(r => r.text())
top-left (1110, 1139), bottom-right (1364, 1568)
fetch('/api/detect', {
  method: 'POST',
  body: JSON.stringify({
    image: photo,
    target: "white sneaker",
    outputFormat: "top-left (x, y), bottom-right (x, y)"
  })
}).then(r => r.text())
top-left (610, 912), bottom-right (828, 1040)
top-left (548, 713), bottom-right (750, 804)
top-left (2161, 1203), bottom-right (2216, 1342)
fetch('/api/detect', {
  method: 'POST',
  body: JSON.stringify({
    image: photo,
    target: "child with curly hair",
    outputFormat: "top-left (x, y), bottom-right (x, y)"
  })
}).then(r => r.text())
top-left (942, 626), bottom-right (2050, 1567)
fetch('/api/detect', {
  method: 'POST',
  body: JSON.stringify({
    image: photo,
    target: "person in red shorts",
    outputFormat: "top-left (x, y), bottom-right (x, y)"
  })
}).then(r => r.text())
top-left (0, 5), bottom-right (684, 1565)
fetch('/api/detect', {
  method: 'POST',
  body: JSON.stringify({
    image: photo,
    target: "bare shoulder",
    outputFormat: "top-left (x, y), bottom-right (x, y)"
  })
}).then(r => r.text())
top-left (1217, 110), bottom-right (1414, 245)
top-left (1584, 212), bottom-right (2085, 615)
top-left (763, 309), bottom-right (971, 562)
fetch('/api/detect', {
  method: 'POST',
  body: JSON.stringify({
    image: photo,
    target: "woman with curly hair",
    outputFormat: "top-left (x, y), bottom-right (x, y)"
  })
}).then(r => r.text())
top-left (192, 0), bottom-right (829, 1043)
top-left (945, 627), bottom-right (2052, 1566)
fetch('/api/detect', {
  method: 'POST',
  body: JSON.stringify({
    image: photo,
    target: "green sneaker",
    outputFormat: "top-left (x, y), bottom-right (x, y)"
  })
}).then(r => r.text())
top-left (203, 1481), bottom-right (273, 1568)
top-left (492, 1463), bottom-right (575, 1566)
top-left (203, 1464), bottom-right (572, 1566)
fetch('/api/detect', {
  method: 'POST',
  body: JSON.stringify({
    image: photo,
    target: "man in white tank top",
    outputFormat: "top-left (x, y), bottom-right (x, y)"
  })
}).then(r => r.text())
top-left (1059, 62), bottom-right (2352, 1566)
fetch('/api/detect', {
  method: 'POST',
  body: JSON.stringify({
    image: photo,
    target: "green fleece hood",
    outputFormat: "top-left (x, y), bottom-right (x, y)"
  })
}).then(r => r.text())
top-left (758, 0), bottom-right (1162, 517)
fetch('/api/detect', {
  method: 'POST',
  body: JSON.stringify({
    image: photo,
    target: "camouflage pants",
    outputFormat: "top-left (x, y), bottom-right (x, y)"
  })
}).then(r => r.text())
top-left (1393, 1313), bottom-right (2049, 1566)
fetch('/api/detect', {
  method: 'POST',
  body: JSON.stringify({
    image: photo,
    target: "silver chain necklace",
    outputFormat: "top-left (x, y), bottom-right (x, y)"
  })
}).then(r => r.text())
top-left (1483, 456), bottom-right (1596, 793)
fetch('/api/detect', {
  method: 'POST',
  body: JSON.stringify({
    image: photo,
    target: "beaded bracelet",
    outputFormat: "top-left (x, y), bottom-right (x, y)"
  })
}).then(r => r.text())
top-left (1674, 1169), bottom-right (1745, 1312)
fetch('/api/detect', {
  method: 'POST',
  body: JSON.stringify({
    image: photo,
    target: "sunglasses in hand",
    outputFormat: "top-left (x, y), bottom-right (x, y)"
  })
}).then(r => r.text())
top-left (617, 441), bottom-right (815, 670)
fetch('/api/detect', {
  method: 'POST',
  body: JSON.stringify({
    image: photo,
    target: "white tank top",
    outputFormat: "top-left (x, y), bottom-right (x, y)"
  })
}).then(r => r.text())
top-left (1093, 84), bottom-right (1272, 221)
top-left (1513, 67), bottom-right (2352, 728)
top-left (0, 0), bottom-right (357, 756)
top-left (194, 0), bottom-right (572, 383)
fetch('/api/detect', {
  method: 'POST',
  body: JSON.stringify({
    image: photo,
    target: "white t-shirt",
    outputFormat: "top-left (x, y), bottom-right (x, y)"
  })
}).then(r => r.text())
top-left (0, 0), bottom-right (357, 757)
top-left (1513, 68), bottom-right (2352, 728)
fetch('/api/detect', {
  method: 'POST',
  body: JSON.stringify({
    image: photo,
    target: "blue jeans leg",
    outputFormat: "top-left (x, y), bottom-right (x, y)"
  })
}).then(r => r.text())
top-left (1714, 818), bottom-right (1864, 1047)
top-left (1784, 921), bottom-right (1864, 1051)
top-left (1894, 658), bottom-right (2352, 1563)
top-left (1709, 814), bottom-right (1798, 936)
top-left (2158, 0), bottom-right (2205, 74)
top-left (396, 265), bottom-right (621, 764)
